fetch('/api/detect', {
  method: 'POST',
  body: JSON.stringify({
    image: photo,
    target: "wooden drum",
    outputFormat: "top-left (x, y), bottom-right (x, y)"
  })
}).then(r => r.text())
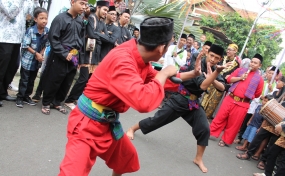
top-left (260, 99), bottom-right (285, 137)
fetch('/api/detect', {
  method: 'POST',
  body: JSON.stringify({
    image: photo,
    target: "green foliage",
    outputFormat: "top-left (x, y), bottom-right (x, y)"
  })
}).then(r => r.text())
top-left (279, 62), bottom-right (285, 75)
top-left (200, 12), bottom-right (283, 69)
top-left (88, 0), bottom-right (96, 5)
top-left (205, 32), bottom-right (215, 43)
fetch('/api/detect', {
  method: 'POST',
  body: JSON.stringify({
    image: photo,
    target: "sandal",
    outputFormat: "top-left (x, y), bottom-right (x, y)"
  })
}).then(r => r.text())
top-left (218, 140), bottom-right (227, 147)
top-left (257, 161), bottom-right (265, 170)
top-left (235, 146), bottom-right (247, 151)
top-left (41, 105), bottom-right (50, 115)
top-left (251, 155), bottom-right (260, 161)
top-left (234, 139), bottom-right (241, 144)
top-left (52, 105), bottom-right (68, 114)
top-left (236, 153), bottom-right (250, 160)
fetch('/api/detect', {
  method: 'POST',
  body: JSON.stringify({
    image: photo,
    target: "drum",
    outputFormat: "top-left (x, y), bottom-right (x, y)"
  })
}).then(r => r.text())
top-left (260, 99), bottom-right (285, 137)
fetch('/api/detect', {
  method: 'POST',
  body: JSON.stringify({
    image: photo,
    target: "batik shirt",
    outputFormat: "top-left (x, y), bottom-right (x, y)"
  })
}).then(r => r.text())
top-left (21, 25), bottom-right (49, 71)
top-left (0, 0), bottom-right (39, 44)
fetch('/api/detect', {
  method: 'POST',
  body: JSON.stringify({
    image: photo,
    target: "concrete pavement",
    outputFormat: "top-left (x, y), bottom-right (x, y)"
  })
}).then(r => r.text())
top-left (0, 77), bottom-right (263, 176)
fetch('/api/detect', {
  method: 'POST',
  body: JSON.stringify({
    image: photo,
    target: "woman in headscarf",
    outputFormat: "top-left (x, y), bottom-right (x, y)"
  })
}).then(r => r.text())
top-left (201, 43), bottom-right (240, 119)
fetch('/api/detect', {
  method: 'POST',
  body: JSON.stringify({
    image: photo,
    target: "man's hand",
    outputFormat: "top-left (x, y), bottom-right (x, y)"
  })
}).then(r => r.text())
top-left (197, 50), bottom-right (206, 59)
top-left (35, 53), bottom-right (44, 62)
top-left (275, 124), bottom-right (283, 134)
top-left (161, 65), bottom-right (178, 78)
top-left (172, 52), bottom-right (177, 57)
top-left (216, 61), bottom-right (232, 73)
top-left (194, 53), bottom-right (202, 76)
top-left (66, 53), bottom-right (73, 61)
top-left (240, 73), bottom-right (248, 80)
top-left (203, 62), bottom-right (212, 78)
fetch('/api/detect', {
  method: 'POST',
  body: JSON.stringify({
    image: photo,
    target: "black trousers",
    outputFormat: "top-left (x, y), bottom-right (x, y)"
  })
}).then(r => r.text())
top-left (238, 113), bottom-right (253, 140)
top-left (42, 53), bottom-right (77, 106)
top-left (65, 66), bottom-right (90, 103)
top-left (17, 67), bottom-right (38, 98)
top-left (0, 43), bottom-right (20, 100)
top-left (139, 93), bottom-right (210, 146)
top-left (34, 73), bottom-right (43, 97)
top-left (264, 144), bottom-right (285, 176)
top-left (247, 128), bottom-right (277, 157)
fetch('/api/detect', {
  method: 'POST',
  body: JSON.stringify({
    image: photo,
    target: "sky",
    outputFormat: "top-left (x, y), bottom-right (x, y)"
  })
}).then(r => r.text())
top-left (226, 0), bottom-right (285, 64)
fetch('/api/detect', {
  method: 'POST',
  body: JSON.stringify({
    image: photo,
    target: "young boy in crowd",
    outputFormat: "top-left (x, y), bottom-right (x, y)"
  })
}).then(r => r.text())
top-left (235, 95), bottom-right (273, 151)
top-left (16, 7), bottom-right (49, 108)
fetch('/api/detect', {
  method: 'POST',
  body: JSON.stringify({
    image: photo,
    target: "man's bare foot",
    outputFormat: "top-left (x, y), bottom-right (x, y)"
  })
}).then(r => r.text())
top-left (126, 128), bottom-right (135, 140)
top-left (193, 159), bottom-right (208, 173)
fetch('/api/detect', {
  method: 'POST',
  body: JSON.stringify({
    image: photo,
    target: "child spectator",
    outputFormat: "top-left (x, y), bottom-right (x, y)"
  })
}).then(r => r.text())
top-left (16, 7), bottom-right (49, 108)
top-left (235, 95), bottom-right (273, 151)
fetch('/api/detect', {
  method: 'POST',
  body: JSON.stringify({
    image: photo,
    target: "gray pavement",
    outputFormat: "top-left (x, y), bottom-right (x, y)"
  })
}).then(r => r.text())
top-left (0, 78), bottom-right (263, 176)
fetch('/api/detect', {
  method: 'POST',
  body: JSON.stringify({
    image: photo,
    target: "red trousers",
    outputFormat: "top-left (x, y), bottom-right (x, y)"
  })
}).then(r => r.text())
top-left (59, 107), bottom-right (140, 176)
top-left (210, 95), bottom-right (249, 144)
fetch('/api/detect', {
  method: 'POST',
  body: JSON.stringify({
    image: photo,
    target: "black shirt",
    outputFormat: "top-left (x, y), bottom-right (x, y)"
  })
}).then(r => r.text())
top-left (48, 12), bottom-right (84, 61)
top-left (180, 58), bottom-right (225, 97)
top-left (117, 22), bottom-right (132, 44)
top-left (100, 23), bottom-right (121, 60)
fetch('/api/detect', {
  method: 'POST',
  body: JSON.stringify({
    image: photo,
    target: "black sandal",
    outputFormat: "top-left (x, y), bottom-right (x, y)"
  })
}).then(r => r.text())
top-left (41, 105), bottom-right (50, 115)
top-left (53, 105), bottom-right (68, 114)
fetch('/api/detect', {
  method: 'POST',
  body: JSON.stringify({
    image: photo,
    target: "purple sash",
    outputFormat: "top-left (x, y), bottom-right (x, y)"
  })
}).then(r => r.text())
top-left (229, 68), bottom-right (260, 99)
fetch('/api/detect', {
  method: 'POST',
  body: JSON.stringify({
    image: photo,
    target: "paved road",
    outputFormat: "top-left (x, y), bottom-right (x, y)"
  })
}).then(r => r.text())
top-left (0, 96), bottom-right (264, 176)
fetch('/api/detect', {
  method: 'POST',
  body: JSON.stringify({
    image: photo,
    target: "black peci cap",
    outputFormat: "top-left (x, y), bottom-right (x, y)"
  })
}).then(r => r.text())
top-left (139, 17), bottom-right (174, 46)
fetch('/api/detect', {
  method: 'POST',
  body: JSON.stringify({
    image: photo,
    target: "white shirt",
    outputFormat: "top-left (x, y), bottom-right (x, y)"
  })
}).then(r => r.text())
top-left (163, 45), bottom-right (187, 70)
top-left (0, 0), bottom-right (39, 44)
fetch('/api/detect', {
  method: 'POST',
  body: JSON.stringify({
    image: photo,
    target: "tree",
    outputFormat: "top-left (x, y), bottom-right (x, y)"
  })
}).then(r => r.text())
top-left (200, 12), bottom-right (283, 69)
top-left (279, 62), bottom-right (285, 75)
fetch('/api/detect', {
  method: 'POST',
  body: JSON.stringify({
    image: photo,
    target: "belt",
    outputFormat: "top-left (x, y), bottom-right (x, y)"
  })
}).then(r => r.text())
top-left (91, 101), bottom-right (112, 113)
top-left (229, 93), bottom-right (250, 103)
top-left (184, 94), bottom-right (198, 101)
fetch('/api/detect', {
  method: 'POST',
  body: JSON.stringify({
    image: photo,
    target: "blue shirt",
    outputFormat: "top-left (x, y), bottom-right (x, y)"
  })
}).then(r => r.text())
top-left (21, 25), bottom-right (49, 71)
top-left (249, 105), bottom-right (264, 128)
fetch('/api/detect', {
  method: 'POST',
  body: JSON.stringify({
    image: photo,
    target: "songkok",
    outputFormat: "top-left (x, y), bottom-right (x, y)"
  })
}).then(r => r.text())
top-left (204, 41), bottom-right (212, 47)
top-left (96, 0), bottom-right (109, 7)
top-left (181, 33), bottom-right (187, 40)
top-left (270, 66), bottom-right (280, 74)
top-left (108, 6), bottom-right (116, 12)
top-left (122, 8), bottom-right (130, 15)
top-left (253, 53), bottom-right (263, 63)
top-left (228, 43), bottom-right (238, 51)
top-left (139, 17), bottom-right (174, 46)
top-left (208, 44), bottom-right (224, 57)
top-left (188, 34), bottom-right (195, 40)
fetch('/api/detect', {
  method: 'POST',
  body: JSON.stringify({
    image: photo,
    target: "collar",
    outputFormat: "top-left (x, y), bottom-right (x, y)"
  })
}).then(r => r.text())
top-left (32, 25), bottom-right (39, 34)
top-left (32, 25), bottom-right (48, 35)
top-left (201, 58), bottom-right (215, 72)
top-left (130, 39), bottom-right (148, 69)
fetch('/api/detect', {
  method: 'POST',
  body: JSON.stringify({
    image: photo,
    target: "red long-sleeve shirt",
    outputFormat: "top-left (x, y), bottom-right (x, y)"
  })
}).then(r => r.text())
top-left (227, 68), bottom-right (264, 99)
top-left (84, 39), bottom-right (179, 113)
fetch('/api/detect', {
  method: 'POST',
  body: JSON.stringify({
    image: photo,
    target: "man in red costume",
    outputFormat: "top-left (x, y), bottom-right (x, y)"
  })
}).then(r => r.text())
top-left (58, 17), bottom-right (202, 176)
top-left (210, 54), bottom-right (264, 147)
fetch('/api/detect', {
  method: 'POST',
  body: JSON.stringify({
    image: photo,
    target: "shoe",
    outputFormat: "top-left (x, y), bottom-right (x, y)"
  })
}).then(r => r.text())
top-left (5, 95), bottom-right (16, 101)
top-left (16, 98), bottom-right (24, 108)
top-left (64, 102), bottom-right (76, 110)
top-left (0, 100), bottom-right (2, 107)
top-left (32, 94), bottom-right (41, 102)
top-left (253, 173), bottom-right (265, 176)
top-left (23, 97), bottom-right (36, 106)
top-left (8, 83), bottom-right (18, 91)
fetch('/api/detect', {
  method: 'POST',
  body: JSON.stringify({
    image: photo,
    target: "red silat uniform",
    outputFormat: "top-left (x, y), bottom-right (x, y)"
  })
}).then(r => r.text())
top-left (59, 39), bottom-right (179, 175)
top-left (210, 68), bottom-right (264, 145)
